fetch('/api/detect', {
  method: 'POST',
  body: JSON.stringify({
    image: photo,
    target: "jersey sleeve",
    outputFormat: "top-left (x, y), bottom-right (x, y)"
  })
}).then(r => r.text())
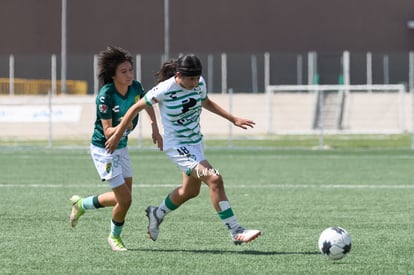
top-left (96, 89), bottom-right (113, 120)
top-left (144, 82), bottom-right (167, 106)
top-left (199, 76), bottom-right (208, 100)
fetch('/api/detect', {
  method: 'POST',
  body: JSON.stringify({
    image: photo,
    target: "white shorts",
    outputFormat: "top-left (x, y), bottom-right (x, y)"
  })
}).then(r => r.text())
top-left (164, 143), bottom-right (206, 176)
top-left (90, 144), bottom-right (133, 188)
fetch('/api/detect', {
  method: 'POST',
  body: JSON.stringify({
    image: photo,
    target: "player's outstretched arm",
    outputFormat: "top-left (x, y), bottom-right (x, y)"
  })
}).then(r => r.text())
top-left (105, 98), bottom-right (148, 153)
top-left (144, 105), bottom-right (163, 151)
top-left (201, 96), bottom-right (255, 129)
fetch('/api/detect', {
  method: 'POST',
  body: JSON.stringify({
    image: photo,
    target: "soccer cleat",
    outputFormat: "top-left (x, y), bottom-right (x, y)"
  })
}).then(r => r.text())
top-left (145, 206), bottom-right (163, 241)
top-left (108, 234), bottom-right (127, 251)
top-left (69, 195), bottom-right (85, 228)
top-left (231, 227), bottom-right (261, 245)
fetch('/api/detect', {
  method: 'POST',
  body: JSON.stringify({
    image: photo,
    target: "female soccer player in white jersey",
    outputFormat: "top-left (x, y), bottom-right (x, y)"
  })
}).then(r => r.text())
top-left (69, 46), bottom-right (162, 251)
top-left (105, 54), bottom-right (261, 245)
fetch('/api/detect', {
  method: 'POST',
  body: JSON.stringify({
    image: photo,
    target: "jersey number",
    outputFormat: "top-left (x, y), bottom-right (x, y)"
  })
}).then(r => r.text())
top-left (176, 146), bottom-right (190, 156)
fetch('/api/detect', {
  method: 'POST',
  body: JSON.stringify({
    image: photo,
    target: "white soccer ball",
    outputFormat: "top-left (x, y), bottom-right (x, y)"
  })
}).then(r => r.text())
top-left (318, 227), bottom-right (352, 260)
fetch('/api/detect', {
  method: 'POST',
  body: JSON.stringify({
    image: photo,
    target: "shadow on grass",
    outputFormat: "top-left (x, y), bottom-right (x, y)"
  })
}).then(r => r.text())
top-left (128, 248), bottom-right (320, 256)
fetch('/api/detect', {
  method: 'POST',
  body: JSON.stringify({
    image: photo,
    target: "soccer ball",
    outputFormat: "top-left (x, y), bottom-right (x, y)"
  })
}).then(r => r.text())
top-left (318, 227), bottom-right (352, 260)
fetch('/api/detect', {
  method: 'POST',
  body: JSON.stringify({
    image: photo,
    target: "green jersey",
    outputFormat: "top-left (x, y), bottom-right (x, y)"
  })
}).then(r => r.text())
top-left (91, 80), bottom-right (144, 149)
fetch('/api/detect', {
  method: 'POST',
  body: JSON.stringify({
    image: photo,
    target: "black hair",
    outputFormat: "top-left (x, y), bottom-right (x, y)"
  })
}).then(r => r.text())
top-left (98, 46), bottom-right (133, 85)
top-left (154, 54), bottom-right (202, 84)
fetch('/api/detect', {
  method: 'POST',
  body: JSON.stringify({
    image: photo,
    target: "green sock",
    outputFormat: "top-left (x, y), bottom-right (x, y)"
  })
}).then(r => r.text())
top-left (218, 201), bottom-right (239, 233)
top-left (156, 195), bottom-right (178, 219)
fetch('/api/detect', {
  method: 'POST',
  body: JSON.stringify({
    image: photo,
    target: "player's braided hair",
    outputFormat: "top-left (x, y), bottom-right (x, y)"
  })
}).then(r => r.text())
top-left (155, 54), bottom-right (202, 84)
top-left (98, 46), bottom-right (133, 85)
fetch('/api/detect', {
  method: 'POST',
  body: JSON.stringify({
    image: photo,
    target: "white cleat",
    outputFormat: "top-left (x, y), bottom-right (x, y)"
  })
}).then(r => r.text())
top-left (145, 206), bottom-right (163, 241)
top-left (231, 227), bottom-right (261, 245)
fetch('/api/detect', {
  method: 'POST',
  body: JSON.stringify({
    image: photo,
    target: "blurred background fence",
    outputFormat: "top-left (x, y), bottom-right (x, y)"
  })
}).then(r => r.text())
top-left (1, 51), bottom-right (414, 95)
top-left (1, 85), bottom-right (414, 149)
top-left (1, 51), bottom-right (414, 148)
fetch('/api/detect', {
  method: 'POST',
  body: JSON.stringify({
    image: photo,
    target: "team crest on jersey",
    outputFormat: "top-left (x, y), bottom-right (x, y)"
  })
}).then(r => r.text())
top-left (106, 162), bottom-right (112, 173)
top-left (194, 85), bottom-right (202, 94)
top-left (135, 95), bottom-right (141, 103)
top-left (99, 104), bottom-right (108, 113)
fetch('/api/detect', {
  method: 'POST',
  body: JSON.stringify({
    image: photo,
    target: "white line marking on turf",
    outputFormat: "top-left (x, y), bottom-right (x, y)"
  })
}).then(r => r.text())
top-left (1, 183), bottom-right (414, 189)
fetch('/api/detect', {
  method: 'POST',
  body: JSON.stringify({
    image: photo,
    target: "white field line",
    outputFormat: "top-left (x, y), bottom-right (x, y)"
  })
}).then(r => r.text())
top-left (4, 153), bottom-right (414, 161)
top-left (0, 183), bottom-right (414, 189)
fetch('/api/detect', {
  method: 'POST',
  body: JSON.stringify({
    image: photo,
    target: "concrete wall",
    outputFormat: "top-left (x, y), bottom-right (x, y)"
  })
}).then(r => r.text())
top-left (0, 93), bottom-right (412, 141)
top-left (1, 0), bottom-right (414, 54)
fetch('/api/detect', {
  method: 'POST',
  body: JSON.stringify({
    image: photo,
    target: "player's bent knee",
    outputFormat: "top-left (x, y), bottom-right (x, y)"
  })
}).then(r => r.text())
top-left (118, 197), bottom-right (132, 209)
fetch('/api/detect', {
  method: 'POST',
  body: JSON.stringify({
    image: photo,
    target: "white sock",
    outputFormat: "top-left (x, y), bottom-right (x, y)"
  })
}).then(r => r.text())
top-left (156, 200), bottom-right (171, 219)
top-left (218, 201), bottom-right (240, 234)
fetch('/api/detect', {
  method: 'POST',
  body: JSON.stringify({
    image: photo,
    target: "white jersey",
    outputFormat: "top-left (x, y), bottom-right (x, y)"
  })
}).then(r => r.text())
top-left (144, 76), bottom-right (207, 149)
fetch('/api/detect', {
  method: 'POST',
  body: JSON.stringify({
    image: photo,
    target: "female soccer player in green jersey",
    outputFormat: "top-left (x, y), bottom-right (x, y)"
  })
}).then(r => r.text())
top-left (69, 46), bottom-right (162, 251)
top-left (105, 54), bottom-right (261, 245)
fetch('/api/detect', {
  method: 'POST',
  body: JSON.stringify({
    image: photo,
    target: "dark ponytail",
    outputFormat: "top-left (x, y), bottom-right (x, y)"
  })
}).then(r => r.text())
top-left (154, 54), bottom-right (202, 84)
top-left (154, 59), bottom-right (177, 84)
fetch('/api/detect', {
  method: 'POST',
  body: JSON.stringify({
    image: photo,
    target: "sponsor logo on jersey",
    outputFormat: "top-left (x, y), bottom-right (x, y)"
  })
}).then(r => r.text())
top-left (112, 105), bottom-right (120, 112)
top-left (181, 98), bottom-right (197, 113)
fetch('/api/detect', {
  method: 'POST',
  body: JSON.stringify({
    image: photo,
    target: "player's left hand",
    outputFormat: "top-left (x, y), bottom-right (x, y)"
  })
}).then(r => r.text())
top-left (234, 118), bottom-right (255, 129)
top-left (105, 134), bottom-right (121, 153)
top-left (152, 131), bottom-right (163, 151)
